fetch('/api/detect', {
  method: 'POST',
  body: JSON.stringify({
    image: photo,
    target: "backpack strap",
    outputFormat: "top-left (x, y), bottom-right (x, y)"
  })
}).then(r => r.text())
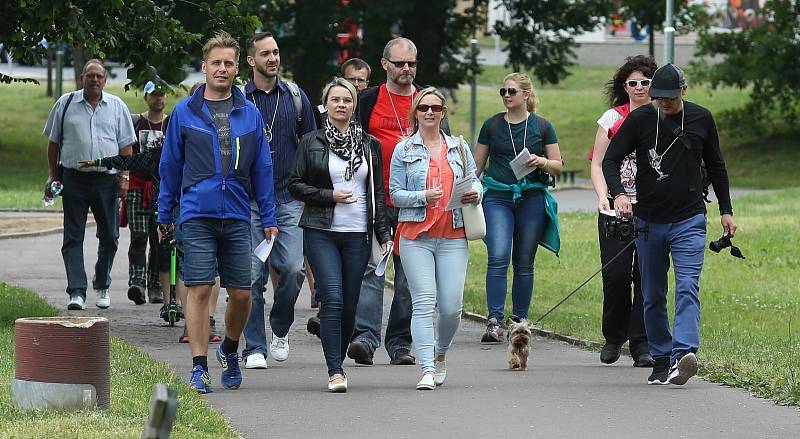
top-left (131, 113), bottom-right (141, 126)
top-left (485, 112), bottom-right (505, 143)
top-left (284, 80), bottom-right (303, 135)
top-left (533, 113), bottom-right (548, 142)
top-left (658, 115), bottom-right (710, 202)
top-left (57, 92), bottom-right (76, 174)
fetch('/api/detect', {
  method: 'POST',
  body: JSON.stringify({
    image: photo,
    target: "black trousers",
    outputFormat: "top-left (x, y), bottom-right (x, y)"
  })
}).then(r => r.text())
top-left (598, 213), bottom-right (648, 357)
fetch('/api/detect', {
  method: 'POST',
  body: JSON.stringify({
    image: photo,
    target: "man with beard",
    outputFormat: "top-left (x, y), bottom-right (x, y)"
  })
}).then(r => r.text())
top-left (346, 37), bottom-right (449, 366)
top-left (242, 32), bottom-right (317, 370)
top-left (43, 59), bottom-right (136, 311)
top-left (159, 31), bottom-right (278, 393)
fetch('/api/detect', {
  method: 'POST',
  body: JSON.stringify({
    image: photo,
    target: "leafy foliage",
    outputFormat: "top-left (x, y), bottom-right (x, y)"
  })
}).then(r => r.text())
top-left (691, 0), bottom-right (800, 130)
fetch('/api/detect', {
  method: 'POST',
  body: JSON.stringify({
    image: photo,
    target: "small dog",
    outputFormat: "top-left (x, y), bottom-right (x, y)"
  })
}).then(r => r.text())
top-left (506, 315), bottom-right (531, 371)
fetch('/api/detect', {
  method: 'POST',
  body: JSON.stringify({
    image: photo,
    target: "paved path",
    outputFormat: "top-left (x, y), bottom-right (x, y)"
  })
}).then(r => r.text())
top-left (1, 187), bottom-right (796, 438)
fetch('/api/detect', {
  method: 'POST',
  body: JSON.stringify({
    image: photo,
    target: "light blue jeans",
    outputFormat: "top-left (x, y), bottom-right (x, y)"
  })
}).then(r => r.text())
top-left (399, 234), bottom-right (468, 373)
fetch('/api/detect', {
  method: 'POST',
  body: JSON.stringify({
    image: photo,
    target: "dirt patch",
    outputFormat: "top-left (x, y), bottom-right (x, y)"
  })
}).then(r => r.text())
top-left (0, 217), bottom-right (64, 236)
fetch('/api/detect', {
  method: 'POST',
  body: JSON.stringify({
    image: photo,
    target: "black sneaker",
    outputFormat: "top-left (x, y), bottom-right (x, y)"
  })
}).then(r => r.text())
top-left (306, 314), bottom-right (321, 338)
top-left (148, 288), bottom-right (164, 304)
top-left (633, 353), bottom-right (656, 368)
top-left (480, 318), bottom-right (504, 344)
top-left (668, 352), bottom-right (698, 385)
top-left (389, 348), bottom-right (416, 365)
top-left (647, 356), bottom-right (671, 385)
top-left (600, 342), bottom-right (623, 364)
top-left (347, 340), bottom-right (374, 365)
top-left (127, 285), bottom-right (146, 305)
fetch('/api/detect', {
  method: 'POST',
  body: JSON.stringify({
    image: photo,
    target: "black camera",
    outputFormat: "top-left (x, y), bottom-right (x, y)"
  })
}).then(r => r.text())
top-left (709, 234), bottom-right (745, 259)
top-left (604, 216), bottom-right (638, 240)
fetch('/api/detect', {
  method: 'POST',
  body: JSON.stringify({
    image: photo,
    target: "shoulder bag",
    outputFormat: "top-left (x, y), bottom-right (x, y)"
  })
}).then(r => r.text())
top-left (457, 136), bottom-right (486, 241)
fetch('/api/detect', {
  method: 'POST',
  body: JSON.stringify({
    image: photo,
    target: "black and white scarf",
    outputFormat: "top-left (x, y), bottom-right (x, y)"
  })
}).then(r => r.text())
top-left (324, 118), bottom-right (365, 181)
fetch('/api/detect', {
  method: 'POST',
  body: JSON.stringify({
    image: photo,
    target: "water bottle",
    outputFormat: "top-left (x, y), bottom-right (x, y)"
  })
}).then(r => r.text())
top-left (42, 180), bottom-right (63, 207)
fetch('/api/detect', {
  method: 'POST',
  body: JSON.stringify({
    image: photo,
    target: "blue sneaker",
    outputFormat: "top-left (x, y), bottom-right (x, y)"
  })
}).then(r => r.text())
top-left (189, 365), bottom-right (213, 394)
top-left (216, 345), bottom-right (242, 390)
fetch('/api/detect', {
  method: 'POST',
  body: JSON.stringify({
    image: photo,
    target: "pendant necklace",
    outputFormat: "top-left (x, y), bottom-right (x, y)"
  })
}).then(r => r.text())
top-left (386, 84), bottom-right (415, 138)
top-left (648, 106), bottom-right (684, 181)
top-left (251, 87), bottom-right (280, 142)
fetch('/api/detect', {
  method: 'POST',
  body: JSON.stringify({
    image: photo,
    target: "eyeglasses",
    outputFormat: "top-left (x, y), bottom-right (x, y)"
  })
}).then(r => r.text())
top-left (499, 87), bottom-right (520, 97)
top-left (385, 59), bottom-right (417, 69)
top-left (345, 77), bottom-right (368, 85)
top-left (417, 104), bottom-right (444, 113)
top-left (625, 79), bottom-right (652, 88)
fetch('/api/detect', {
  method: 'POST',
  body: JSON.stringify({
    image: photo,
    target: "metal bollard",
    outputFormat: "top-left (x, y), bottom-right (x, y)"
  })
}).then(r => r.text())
top-left (141, 384), bottom-right (178, 439)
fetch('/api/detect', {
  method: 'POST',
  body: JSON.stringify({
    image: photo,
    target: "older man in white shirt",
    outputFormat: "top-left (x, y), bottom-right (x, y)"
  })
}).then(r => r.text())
top-left (43, 59), bottom-right (136, 310)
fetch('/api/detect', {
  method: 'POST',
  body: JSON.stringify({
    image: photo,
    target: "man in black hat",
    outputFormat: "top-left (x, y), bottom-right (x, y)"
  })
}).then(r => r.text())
top-left (603, 64), bottom-right (737, 386)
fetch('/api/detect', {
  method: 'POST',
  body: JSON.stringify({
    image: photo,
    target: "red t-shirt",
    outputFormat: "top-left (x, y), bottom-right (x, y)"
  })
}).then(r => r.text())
top-left (131, 114), bottom-right (165, 189)
top-left (368, 84), bottom-right (416, 206)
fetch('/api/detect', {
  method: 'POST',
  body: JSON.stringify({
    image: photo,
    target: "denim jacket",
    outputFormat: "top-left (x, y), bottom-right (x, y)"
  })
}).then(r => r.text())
top-left (389, 130), bottom-right (483, 228)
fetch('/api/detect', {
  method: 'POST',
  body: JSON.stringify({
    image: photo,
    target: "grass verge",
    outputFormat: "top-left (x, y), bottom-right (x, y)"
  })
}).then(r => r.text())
top-left (462, 188), bottom-right (800, 405)
top-left (0, 283), bottom-right (238, 438)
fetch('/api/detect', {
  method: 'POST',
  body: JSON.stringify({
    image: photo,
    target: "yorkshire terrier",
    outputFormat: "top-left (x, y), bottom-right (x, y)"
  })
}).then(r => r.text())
top-left (506, 315), bottom-right (531, 371)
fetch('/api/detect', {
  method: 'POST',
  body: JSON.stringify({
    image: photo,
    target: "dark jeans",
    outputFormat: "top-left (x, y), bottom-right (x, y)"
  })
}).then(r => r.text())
top-left (598, 213), bottom-right (647, 356)
top-left (352, 206), bottom-right (413, 356)
top-left (61, 169), bottom-right (119, 299)
top-left (305, 228), bottom-right (370, 376)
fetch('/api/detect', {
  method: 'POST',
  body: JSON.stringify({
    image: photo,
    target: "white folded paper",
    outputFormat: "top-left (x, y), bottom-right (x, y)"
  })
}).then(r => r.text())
top-left (509, 148), bottom-right (537, 180)
top-left (374, 242), bottom-right (394, 277)
top-left (254, 238), bottom-right (275, 263)
top-left (445, 173), bottom-right (477, 211)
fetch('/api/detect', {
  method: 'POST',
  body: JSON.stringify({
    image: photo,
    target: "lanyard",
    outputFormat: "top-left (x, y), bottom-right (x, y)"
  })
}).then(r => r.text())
top-left (506, 112), bottom-right (528, 156)
top-left (385, 84), bottom-right (415, 138)
top-left (250, 87), bottom-right (280, 142)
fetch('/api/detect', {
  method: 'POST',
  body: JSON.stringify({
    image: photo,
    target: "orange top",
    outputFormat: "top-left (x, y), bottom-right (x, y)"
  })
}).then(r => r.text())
top-left (397, 138), bottom-right (466, 243)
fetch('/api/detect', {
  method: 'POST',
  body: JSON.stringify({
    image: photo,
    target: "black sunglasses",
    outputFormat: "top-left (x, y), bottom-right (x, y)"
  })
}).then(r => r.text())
top-left (499, 87), bottom-right (520, 97)
top-left (626, 79), bottom-right (652, 88)
top-left (385, 59), bottom-right (417, 69)
top-left (417, 104), bottom-right (444, 113)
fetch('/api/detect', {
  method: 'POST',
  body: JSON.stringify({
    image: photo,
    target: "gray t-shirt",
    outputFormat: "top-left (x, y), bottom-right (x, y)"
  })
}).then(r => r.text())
top-left (206, 96), bottom-right (233, 174)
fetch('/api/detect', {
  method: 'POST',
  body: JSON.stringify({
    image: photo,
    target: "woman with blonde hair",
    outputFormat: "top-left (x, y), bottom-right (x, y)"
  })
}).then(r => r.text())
top-left (472, 73), bottom-right (562, 343)
top-left (389, 87), bottom-right (482, 390)
top-left (289, 77), bottom-right (392, 392)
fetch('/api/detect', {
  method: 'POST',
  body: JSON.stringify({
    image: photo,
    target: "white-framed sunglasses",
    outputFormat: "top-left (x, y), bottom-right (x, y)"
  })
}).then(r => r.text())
top-left (626, 79), bottom-right (652, 88)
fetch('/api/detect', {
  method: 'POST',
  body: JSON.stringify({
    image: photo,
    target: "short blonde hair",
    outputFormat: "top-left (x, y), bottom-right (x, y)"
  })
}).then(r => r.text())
top-left (202, 31), bottom-right (240, 61)
top-left (504, 72), bottom-right (538, 113)
top-left (321, 77), bottom-right (358, 108)
top-left (408, 87), bottom-right (447, 135)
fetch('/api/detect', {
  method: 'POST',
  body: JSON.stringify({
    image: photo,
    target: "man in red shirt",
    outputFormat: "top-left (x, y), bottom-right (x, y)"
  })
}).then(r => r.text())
top-left (347, 37), bottom-right (449, 366)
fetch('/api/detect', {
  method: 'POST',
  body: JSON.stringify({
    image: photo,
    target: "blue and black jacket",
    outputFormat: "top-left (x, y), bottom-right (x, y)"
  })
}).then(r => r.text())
top-left (158, 84), bottom-right (277, 228)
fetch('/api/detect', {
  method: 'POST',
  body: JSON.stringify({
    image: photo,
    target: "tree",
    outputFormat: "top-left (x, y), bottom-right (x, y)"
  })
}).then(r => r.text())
top-left (493, 0), bottom-right (613, 85)
top-left (691, 0), bottom-right (800, 129)
top-left (0, 0), bottom-right (260, 91)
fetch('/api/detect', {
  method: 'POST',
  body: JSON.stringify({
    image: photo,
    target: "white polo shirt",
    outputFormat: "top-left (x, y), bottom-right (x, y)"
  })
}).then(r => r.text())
top-left (42, 90), bottom-right (136, 173)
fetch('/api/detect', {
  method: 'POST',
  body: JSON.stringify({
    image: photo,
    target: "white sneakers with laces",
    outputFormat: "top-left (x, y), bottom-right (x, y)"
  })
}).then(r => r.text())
top-left (95, 289), bottom-right (111, 309)
top-left (416, 371), bottom-right (436, 390)
top-left (434, 359), bottom-right (447, 386)
top-left (270, 335), bottom-right (289, 362)
top-left (244, 353), bottom-right (268, 369)
top-left (67, 295), bottom-right (86, 310)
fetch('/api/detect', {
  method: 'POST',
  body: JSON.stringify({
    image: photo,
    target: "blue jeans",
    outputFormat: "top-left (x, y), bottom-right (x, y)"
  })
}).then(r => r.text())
top-left (305, 229), bottom-right (369, 376)
top-left (60, 170), bottom-right (119, 299)
top-left (352, 206), bottom-right (413, 356)
top-left (483, 192), bottom-right (547, 321)
top-left (243, 200), bottom-right (305, 357)
top-left (180, 217), bottom-right (251, 289)
top-left (635, 213), bottom-right (706, 365)
top-left (400, 235), bottom-right (468, 373)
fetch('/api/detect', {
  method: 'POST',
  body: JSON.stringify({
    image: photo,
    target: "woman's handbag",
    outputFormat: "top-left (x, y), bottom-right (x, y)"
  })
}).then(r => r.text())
top-left (457, 136), bottom-right (486, 241)
top-left (367, 146), bottom-right (384, 264)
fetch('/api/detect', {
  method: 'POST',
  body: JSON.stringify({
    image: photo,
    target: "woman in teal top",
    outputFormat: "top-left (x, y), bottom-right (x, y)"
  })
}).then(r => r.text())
top-left (472, 72), bottom-right (562, 343)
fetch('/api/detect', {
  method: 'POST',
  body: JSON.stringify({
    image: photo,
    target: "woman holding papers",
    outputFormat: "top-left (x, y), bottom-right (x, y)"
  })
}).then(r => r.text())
top-left (289, 78), bottom-right (391, 393)
top-left (389, 87), bottom-right (482, 390)
top-left (589, 55), bottom-right (657, 368)
top-left (472, 73), bottom-right (562, 344)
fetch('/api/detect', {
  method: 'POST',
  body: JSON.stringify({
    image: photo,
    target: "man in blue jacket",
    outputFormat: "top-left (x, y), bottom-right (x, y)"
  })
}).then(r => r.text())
top-left (158, 31), bottom-right (278, 394)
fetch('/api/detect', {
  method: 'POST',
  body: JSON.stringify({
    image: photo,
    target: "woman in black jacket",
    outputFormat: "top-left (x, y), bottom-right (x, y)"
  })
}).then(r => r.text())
top-left (289, 77), bottom-right (392, 392)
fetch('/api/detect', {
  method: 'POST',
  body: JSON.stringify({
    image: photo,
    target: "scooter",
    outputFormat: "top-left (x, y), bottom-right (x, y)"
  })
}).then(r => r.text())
top-left (159, 229), bottom-right (182, 327)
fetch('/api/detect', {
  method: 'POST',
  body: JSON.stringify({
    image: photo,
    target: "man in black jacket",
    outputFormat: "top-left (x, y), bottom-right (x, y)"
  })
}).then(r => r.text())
top-left (603, 64), bottom-right (737, 386)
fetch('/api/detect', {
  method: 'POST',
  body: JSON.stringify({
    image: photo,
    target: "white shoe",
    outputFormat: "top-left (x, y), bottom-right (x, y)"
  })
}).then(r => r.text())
top-left (244, 353), bottom-right (268, 369)
top-left (328, 374), bottom-right (347, 393)
top-left (416, 372), bottom-right (436, 390)
top-left (270, 335), bottom-right (289, 362)
top-left (434, 359), bottom-right (447, 386)
top-left (67, 295), bottom-right (85, 310)
top-left (95, 289), bottom-right (110, 309)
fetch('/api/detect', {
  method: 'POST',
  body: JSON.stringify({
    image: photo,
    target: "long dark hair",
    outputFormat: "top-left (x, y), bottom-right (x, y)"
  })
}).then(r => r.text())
top-left (604, 55), bottom-right (658, 107)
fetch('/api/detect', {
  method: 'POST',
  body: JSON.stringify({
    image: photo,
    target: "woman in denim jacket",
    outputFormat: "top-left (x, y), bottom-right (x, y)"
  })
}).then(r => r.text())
top-left (389, 87), bottom-right (483, 390)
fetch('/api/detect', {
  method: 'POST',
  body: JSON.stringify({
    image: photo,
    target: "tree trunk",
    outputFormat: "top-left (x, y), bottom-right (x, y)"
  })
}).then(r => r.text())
top-left (72, 45), bottom-right (85, 91)
top-left (46, 47), bottom-right (53, 97)
top-left (648, 21), bottom-right (655, 57)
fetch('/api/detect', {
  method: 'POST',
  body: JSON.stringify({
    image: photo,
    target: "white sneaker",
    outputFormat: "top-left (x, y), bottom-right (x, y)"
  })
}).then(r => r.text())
top-left (434, 359), bottom-right (447, 386)
top-left (244, 353), bottom-right (268, 369)
top-left (95, 289), bottom-right (111, 309)
top-left (327, 374), bottom-right (347, 393)
top-left (67, 295), bottom-right (85, 310)
top-left (270, 335), bottom-right (289, 362)
top-left (416, 372), bottom-right (436, 390)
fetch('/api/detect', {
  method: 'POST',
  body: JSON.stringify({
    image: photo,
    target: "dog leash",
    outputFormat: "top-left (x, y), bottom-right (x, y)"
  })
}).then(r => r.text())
top-left (532, 239), bottom-right (636, 327)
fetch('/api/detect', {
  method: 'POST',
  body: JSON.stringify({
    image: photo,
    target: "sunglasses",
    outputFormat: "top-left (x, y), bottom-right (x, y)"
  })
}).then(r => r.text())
top-left (417, 104), bottom-right (444, 113)
top-left (626, 79), bottom-right (652, 88)
top-left (385, 59), bottom-right (417, 69)
top-left (499, 87), bottom-right (521, 97)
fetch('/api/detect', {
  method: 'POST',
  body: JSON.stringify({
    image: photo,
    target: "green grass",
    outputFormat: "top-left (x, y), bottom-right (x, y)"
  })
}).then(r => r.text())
top-left (461, 187), bottom-right (800, 405)
top-left (0, 283), bottom-right (238, 438)
top-left (447, 65), bottom-right (800, 189)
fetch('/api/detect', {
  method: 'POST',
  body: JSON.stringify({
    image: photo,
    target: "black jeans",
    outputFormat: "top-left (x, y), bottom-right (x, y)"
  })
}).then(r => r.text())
top-left (598, 213), bottom-right (647, 357)
top-left (61, 169), bottom-right (119, 299)
top-left (305, 228), bottom-right (370, 376)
